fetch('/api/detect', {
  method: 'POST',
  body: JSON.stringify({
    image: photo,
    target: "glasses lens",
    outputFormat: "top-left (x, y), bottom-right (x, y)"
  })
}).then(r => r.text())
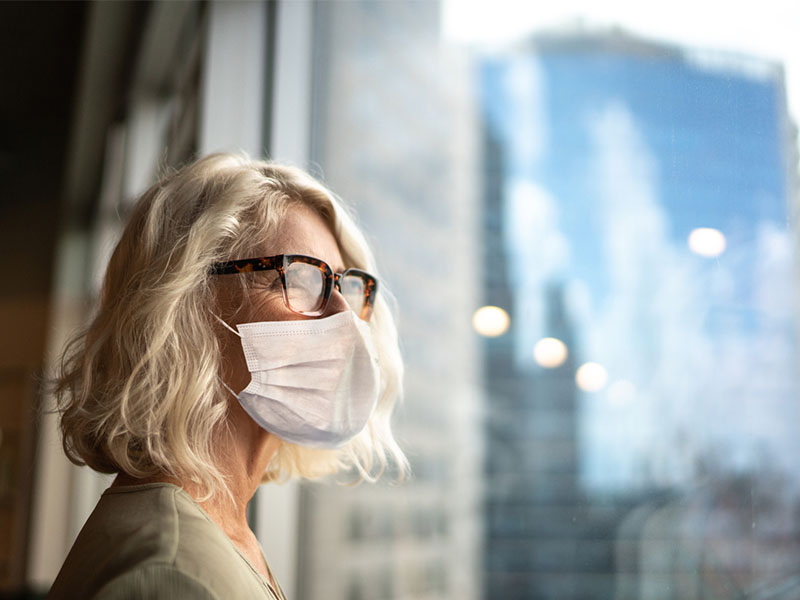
top-left (285, 261), bottom-right (325, 313)
top-left (340, 273), bottom-right (367, 317)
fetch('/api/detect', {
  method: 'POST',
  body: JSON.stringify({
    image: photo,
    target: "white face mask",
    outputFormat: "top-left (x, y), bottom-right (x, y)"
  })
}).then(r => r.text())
top-left (218, 310), bottom-right (381, 448)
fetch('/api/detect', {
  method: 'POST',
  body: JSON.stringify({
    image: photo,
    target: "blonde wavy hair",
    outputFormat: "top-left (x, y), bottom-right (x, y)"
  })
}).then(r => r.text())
top-left (56, 153), bottom-right (407, 499)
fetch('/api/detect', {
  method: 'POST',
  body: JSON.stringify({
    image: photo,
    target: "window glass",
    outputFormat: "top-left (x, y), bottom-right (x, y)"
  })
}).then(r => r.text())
top-left (301, 2), bottom-right (800, 599)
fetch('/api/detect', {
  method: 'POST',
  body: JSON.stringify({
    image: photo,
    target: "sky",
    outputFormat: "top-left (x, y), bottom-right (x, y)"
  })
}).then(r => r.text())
top-left (442, 0), bottom-right (800, 151)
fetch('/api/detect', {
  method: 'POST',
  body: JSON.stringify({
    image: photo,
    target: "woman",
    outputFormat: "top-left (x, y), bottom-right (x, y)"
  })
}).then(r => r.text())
top-left (48, 154), bottom-right (407, 599)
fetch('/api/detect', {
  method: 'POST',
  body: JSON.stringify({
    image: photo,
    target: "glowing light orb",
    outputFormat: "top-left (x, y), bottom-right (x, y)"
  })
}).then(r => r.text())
top-left (533, 337), bottom-right (568, 368)
top-left (688, 227), bottom-right (726, 257)
top-left (472, 305), bottom-right (510, 337)
top-left (576, 362), bottom-right (608, 392)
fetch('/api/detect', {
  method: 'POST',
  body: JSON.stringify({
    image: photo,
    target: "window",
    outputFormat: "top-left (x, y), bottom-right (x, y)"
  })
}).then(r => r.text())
top-left (297, 2), bottom-right (800, 600)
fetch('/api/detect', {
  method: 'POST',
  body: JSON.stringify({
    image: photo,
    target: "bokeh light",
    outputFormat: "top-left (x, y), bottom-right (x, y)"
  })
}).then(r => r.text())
top-left (688, 227), bottom-right (726, 257)
top-left (533, 337), bottom-right (568, 368)
top-left (472, 305), bottom-right (510, 337)
top-left (575, 362), bottom-right (608, 392)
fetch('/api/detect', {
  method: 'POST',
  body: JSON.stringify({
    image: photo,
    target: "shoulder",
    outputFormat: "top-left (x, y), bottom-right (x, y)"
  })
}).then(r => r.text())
top-left (49, 484), bottom-right (183, 598)
top-left (49, 483), bottom-right (273, 600)
top-left (93, 564), bottom-right (219, 600)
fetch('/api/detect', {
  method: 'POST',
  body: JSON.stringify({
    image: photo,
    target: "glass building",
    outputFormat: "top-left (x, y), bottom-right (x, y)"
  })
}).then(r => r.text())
top-left (480, 30), bottom-right (800, 599)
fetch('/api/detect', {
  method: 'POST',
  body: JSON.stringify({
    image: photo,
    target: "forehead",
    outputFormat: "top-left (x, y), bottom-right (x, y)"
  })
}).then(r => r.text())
top-left (263, 204), bottom-right (344, 270)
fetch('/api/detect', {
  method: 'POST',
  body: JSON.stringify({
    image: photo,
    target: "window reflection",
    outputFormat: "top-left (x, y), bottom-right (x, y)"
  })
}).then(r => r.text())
top-left (302, 2), bottom-right (800, 599)
top-left (482, 29), bottom-right (799, 600)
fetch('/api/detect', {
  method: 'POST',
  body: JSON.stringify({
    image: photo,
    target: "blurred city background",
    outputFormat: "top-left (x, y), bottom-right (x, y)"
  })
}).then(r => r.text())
top-left (1, 1), bottom-right (798, 599)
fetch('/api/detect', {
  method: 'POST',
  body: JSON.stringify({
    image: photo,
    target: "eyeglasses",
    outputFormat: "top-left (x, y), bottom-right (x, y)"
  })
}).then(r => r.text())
top-left (209, 254), bottom-right (378, 321)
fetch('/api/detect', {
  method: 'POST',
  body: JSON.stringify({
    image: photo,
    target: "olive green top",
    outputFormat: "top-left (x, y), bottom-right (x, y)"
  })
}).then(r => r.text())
top-left (48, 482), bottom-right (286, 600)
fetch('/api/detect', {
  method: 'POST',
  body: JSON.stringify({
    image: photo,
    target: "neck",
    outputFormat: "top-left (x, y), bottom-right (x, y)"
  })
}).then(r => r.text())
top-left (193, 425), bottom-right (281, 539)
top-left (113, 407), bottom-right (281, 541)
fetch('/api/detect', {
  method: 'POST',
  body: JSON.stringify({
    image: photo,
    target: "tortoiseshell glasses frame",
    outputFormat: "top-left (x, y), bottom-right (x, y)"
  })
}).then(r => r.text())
top-left (209, 254), bottom-right (378, 321)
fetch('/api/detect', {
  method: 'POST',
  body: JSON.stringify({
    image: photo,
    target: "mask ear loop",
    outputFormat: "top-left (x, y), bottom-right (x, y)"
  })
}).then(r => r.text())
top-left (211, 313), bottom-right (243, 399)
top-left (212, 313), bottom-right (242, 338)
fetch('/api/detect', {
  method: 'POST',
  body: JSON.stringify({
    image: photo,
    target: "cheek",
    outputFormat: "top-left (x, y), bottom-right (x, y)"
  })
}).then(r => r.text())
top-left (247, 289), bottom-right (295, 322)
top-left (216, 320), bottom-right (250, 394)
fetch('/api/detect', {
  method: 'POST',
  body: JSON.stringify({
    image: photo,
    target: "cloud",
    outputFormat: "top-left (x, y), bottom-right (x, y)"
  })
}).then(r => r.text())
top-left (582, 101), bottom-right (712, 492)
top-left (504, 178), bottom-right (571, 367)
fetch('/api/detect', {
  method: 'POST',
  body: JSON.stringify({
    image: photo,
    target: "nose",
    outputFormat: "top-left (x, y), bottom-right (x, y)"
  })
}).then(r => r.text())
top-left (323, 288), bottom-right (350, 317)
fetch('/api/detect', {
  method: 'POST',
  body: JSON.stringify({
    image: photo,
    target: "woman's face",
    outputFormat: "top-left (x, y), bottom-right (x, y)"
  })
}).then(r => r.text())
top-left (217, 203), bottom-right (350, 394)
